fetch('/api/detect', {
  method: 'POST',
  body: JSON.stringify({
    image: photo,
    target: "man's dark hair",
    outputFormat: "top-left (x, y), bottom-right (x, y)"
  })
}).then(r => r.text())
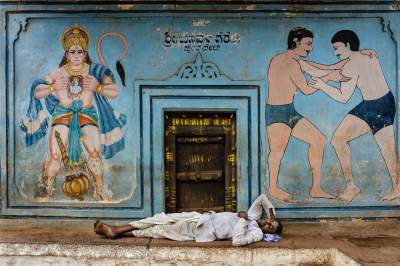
top-left (288, 27), bottom-right (314, 50)
top-left (331, 30), bottom-right (360, 51)
top-left (274, 220), bottom-right (283, 235)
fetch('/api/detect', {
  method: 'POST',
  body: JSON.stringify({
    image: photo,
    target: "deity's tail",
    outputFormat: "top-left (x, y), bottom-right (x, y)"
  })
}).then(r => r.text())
top-left (116, 60), bottom-right (126, 87)
top-left (54, 130), bottom-right (70, 169)
top-left (96, 32), bottom-right (128, 87)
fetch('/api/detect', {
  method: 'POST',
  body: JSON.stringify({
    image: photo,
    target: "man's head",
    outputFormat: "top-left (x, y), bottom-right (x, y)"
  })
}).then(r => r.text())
top-left (287, 27), bottom-right (314, 57)
top-left (258, 218), bottom-right (283, 235)
top-left (259, 208), bottom-right (283, 235)
top-left (331, 30), bottom-right (360, 60)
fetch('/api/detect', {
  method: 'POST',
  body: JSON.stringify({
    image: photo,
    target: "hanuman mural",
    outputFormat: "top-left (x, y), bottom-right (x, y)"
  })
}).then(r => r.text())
top-left (21, 24), bottom-right (127, 201)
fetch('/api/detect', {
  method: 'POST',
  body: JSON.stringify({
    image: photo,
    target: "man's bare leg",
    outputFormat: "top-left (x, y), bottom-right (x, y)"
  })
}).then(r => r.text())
top-left (267, 123), bottom-right (293, 201)
top-left (374, 126), bottom-right (400, 200)
top-left (291, 119), bottom-right (335, 199)
top-left (81, 125), bottom-right (110, 201)
top-left (42, 125), bottom-right (69, 197)
top-left (331, 115), bottom-right (370, 202)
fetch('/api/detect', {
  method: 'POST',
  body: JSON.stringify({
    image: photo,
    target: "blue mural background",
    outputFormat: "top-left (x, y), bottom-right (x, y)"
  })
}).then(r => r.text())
top-left (1, 11), bottom-right (399, 218)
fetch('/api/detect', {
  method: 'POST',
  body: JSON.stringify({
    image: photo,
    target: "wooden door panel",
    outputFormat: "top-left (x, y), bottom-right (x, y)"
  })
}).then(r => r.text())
top-left (164, 112), bottom-right (236, 213)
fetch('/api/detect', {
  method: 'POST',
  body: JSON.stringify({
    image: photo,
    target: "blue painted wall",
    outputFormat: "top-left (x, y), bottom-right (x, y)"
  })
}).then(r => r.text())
top-left (1, 2), bottom-right (400, 219)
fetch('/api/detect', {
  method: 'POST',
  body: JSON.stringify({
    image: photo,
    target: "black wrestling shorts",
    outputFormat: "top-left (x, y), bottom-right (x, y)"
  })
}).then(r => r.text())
top-left (349, 91), bottom-right (396, 135)
top-left (266, 102), bottom-right (303, 129)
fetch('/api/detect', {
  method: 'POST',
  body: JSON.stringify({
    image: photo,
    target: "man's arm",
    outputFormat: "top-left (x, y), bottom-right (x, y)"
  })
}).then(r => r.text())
top-left (247, 194), bottom-right (275, 221)
top-left (232, 219), bottom-right (263, 246)
top-left (304, 59), bottom-right (349, 70)
top-left (309, 73), bottom-right (358, 103)
top-left (306, 50), bottom-right (374, 71)
top-left (298, 59), bottom-right (333, 77)
top-left (289, 61), bottom-right (318, 95)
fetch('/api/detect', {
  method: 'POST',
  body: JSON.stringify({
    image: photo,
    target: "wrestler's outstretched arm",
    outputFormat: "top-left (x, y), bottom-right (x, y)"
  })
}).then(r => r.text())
top-left (289, 61), bottom-right (318, 95)
top-left (308, 65), bottom-right (358, 103)
top-left (298, 59), bottom-right (352, 83)
top-left (302, 49), bottom-right (375, 73)
top-left (301, 58), bottom-right (349, 71)
top-left (298, 59), bottom-right (333, 77)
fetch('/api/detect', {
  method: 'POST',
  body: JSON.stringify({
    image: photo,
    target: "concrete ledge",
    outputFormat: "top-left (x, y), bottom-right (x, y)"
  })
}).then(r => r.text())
top-left (1, 219), bottom-right (400, 265)
top-left (0, 243), bottom-right (359, 265)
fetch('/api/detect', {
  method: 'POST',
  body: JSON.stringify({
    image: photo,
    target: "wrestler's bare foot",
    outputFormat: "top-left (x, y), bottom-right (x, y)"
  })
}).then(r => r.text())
top-left (269, 186), bottom-right (293, 201)
top-left (310, 187), bottom-right (336, 199)
top-left (381, 187), bottom-right (400, 201)
top-left (338, 184), bottom-right (360, 202)
top-left (97, 223), bottom-right (117, 239)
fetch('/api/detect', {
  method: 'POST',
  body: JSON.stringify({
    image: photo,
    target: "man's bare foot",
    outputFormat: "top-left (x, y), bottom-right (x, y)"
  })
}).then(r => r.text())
top-left (94, 220), bottom-right (99, 232)
top-left (95, 221), bottom-right (115, 235)
top-left (310, 187), bottom-right (336, 199)
top-left (97, 223), bottom-right (117, 239)
top-left (338, 184), bottom-right (360, 202)
top-left (94, 220), bottom-right (103, 234)
top-left (381, 187), bottom-right (400, 201)
top-left (269, 186), bottom-right (293, 201)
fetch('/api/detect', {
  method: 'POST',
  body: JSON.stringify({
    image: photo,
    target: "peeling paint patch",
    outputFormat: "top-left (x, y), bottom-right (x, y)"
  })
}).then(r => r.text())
top-left (107, 165), bottom-right (126, 175)
top-left (117, 4), bottom-right (134, 11)
top-left (351, 219), bottom-right (365, 224)
top-left (245, 5), bottom-right (256, 11)
top-left (192, 19), bottom-right (210, 27)
top-left (285, 12), bottom-right (297, 17)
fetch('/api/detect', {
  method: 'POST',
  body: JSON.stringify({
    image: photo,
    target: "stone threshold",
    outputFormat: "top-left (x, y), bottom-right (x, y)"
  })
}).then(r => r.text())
top-left (1, 219), bottom-right (400, 265)
top-left (0, 242), bottom-right (359, 265)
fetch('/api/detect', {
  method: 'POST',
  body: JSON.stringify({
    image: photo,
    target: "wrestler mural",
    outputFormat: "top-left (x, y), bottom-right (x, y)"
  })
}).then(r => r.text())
top-left (21, 24), bottom-right (127, 201)
top-left (306, 30), bottom-right (398, 202)
top-left (266, 27), bottom-right (349, 201)
top-left (267, 27), bottom-right (398, 202)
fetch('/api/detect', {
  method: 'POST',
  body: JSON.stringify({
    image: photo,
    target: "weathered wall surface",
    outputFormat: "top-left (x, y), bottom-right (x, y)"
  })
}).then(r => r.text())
top-left (1, 1), bottom-right (400, 219)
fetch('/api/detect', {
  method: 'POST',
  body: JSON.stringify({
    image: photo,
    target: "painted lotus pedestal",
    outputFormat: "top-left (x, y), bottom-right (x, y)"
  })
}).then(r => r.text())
top-left (0, 4), bottom-right (400, 220)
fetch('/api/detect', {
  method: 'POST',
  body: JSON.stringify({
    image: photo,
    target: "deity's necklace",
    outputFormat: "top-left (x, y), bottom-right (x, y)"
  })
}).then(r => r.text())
top-left (65, 63), bottom-right (88, 77)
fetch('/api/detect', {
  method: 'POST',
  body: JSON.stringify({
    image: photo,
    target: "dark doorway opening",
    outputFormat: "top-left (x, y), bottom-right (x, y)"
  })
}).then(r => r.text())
top-left (164, 112), bottom-right (237, 213)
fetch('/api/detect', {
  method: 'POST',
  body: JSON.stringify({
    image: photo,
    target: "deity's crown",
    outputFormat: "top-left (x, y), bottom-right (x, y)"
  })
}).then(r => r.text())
top-left (60, 24), bottom-right (90, 51)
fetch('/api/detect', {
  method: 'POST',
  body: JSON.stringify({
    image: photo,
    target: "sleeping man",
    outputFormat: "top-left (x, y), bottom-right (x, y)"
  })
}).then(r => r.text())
top-left (95, 193), bottom-right (283, 246)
